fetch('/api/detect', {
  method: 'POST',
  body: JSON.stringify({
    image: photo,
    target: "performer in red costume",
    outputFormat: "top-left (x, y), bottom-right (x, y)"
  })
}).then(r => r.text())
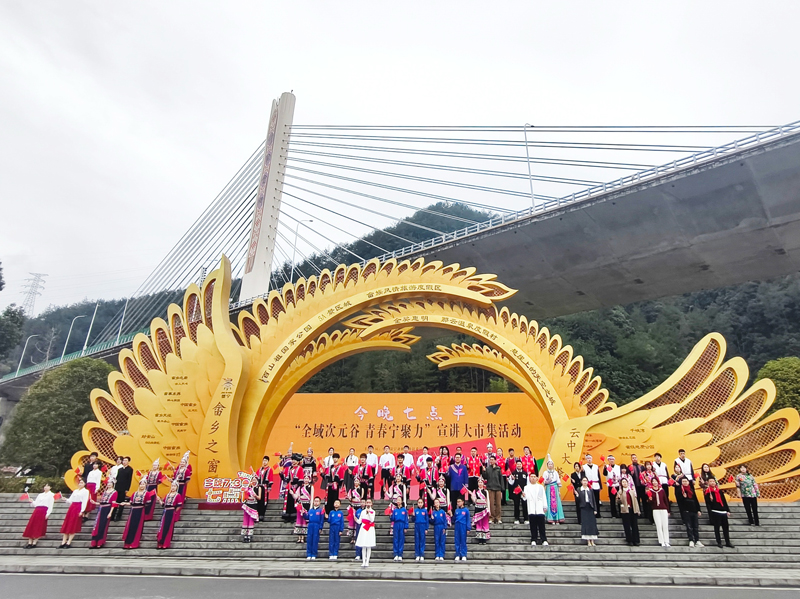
top-left (89, 479), bottom-right (118, 548)
top-left (156, 481), bottom-right (184, 549)
top-left (143, 459), bottom-right (164, 521)
top-left (122, 479), bottom-right (156, 549)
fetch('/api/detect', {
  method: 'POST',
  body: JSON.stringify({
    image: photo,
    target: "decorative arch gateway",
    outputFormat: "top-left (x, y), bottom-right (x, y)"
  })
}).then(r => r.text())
top-left (70, 256), bottom-right (800, 501)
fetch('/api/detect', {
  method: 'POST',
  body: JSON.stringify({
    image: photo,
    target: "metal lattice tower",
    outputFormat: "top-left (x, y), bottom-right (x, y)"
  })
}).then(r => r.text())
top-left (21, 272), bottom-right (48, 316)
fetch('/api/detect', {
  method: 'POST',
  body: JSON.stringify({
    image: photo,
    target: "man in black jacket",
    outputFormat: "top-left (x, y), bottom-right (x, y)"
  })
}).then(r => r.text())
top-left (508, 461), bottom-right (529, 524)
top-left (81, 452), bottom-right (99, 482)
top-left (112, 457), bottom-right (133, 521)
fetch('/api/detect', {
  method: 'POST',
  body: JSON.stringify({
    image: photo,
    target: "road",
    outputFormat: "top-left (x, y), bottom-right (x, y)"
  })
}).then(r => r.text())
top-left (0, 574), bottom-right (796, 598)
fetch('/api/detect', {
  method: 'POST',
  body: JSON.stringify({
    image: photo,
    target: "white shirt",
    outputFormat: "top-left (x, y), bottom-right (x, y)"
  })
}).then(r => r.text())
top-left (32, 491), bottom-right (55, 518)
top-left (583, 464), bottom-right (601, 490)
top-left (322, 456), bottom-right (335, 470)
top-left (109, 464), bottom-right (122, 480)
top-left (87, 469), bottom-right (103, 486)
top-left (675, 457), bottom-right (694, 480)
top-left (68, 488), bottom-right (90, 512)
top-left (379, 453), bottom-right (396, 470)
top-left (365, 452), bottom-right (379, 469)
top-left (653, 461), bottom-right (669, 484)
top-left (402, 453), bottom-right (414, 469)
top-left (345, 455), bottom-right (359, 468)
top-left (604, 464), bottom-right (621, 488)
top-left (523, 483), bottom-right (547, 515)
top-left (416, 453), bottom-right (431, 469)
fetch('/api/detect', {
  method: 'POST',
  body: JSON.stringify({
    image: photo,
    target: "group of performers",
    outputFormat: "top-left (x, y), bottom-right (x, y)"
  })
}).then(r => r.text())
top-left (22, 443), bottom-right (753, 557)
top-left (271, 444), bottom-right (749, 559)
top-left (22, 452), bottom-right (193, 550)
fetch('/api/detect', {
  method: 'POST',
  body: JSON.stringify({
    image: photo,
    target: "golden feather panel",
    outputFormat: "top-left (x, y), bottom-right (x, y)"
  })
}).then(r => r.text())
top-left (66, 256), bottom-right (800, 501)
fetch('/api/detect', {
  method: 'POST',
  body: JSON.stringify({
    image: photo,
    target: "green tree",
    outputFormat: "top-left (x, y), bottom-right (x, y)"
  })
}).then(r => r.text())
top-left (0, 358), bottom-right (114, 473)
top-left (755, 357), bottom-right (800, 413)
top-left (0, 304), bottom-right (25, 361)
top-left (488, 377), bottom-right (509, 393)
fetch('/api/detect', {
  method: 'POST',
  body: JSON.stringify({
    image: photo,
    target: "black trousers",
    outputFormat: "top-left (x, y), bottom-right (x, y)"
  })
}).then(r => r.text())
top-left (449, 489), bottom-right (462, 509)
top-left (620, 512), bottom-right (640, 545)
top-left (326, 485), bottom-right (339, 513)
top-left (380, 469), bottom-right (393, 497)
top-left (111, 492), bottom-right (128, 520)
top-left (681, 510), bottom-right (699, 543)
top-left (593, 488), bottom-right (602, 517)
top-left (742, 497), bottom-right (759, 525)
top-left (256, 487), bottom-right (267, 520)
top-left (360, 481), bottom-right (373, 501)
top-left (608, 488), bottom-right (618, 517)
top-left (710, 512), bottom-right (731, 546)
top-left (634, 487), bottom-right (647, 521)
top-left (512, 492), bottom-right (528, 522)
top-left (528, 514), bottom-right (547, 543)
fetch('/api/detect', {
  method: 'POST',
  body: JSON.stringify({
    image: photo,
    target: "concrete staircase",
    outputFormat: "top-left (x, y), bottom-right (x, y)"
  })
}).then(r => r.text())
top-left (0, 493), bottom-right (797, 570)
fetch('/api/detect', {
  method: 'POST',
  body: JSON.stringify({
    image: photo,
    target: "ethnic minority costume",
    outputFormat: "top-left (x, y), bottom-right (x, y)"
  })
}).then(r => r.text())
top-left (346, 487), bottom-right (363, 538)
top-left (60, 488), bottom-right (89, 535)
top-left (453, 506), bottom-right (471, 559)
top-left (255, 465), bottom-right (274, 520)
top-left (90, 488), bottom-right (118, 548)
top-left (283, 464), bottom-right (304, 521)
top-left (304, 506), bottom-right (325, 559)
top-left (471, 489), bottom-right (490, 541)
top-left (412, 507), bottom-right (429, 558)
top-left (122, 488), bottom-right (154, 549)
top-left (23, 491), bottom-right (54, 540)
top-left (326, 464), bottom-right (345, 513)
top-left (241, 488), bottom-right (259, 542)
top-left (542, 467), bottom-right (565, 523)
top-left (357, 464), bottom-right (375, 504)
top-left (428, 486), bottom-right (450, 515)
top-left (430, 508), bottom-right (448, 559)
top-left (144, 469), bottom-right (164, 521)
top-left (294, 485), bottom-right (312, 536)
top-left (156, 490), bottom-right (184, 549)
top-left (328, 508), bottom-right (344, 558)
top-left (390, 506), bottom-right (409, 558)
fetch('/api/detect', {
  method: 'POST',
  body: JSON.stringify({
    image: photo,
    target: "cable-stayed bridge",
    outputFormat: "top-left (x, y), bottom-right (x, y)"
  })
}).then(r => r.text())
top-left (2, 91), bottom-right (800, 400)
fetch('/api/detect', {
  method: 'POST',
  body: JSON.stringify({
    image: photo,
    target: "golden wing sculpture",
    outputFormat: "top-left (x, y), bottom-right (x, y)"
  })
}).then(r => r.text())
top-left (68, 256), bottom-right (800, 501)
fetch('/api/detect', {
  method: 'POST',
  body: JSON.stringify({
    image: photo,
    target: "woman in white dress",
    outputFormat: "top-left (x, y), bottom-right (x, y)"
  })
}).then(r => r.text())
top-left (355, 498), bottom-right (377, 567)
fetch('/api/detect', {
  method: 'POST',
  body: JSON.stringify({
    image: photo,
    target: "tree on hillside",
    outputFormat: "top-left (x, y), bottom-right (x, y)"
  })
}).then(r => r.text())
top-left (0, 260), bottom-right (4, 291)
top-left (0, 305), bottom-right (25, 362)
top-left (0, 358), bottom-right (114, 473)
top-left (756, 357), bottom-right (800, 413)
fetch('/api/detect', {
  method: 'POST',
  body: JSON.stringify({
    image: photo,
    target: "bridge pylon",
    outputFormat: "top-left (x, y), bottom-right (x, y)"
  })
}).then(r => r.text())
top-left (240, 91), bottom-right (296, 301)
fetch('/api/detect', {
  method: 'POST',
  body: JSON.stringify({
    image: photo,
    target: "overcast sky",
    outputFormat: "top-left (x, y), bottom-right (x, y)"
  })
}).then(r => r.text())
top-left (1, 1), bottom-right (799, 314)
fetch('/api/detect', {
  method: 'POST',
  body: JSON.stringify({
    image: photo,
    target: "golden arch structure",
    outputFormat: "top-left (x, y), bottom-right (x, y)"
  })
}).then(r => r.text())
top-left (68, 256), bottom-right (800, 502)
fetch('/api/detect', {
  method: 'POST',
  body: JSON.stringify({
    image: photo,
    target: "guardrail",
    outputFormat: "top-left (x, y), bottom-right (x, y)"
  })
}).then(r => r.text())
top-left (0, 329), bottom-right (148, 383)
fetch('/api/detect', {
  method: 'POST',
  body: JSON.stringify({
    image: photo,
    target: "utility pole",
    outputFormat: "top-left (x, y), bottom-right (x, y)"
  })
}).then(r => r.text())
top-left (16, 335), bottom-right (38, 376)
top-left (61, 315), bottom-right (86, 363)
top-left (21, 273), bottom-right (48, 316)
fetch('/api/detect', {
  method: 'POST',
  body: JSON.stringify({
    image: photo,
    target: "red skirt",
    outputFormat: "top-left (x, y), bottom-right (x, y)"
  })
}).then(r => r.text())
top-left (60, 503), bottom-right (83, 535)
top-left (23, 506), bottom-right (48, 539)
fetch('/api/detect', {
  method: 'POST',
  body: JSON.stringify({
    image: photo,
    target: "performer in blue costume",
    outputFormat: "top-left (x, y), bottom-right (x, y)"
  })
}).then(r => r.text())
top-left (453, 497), bottom-right (471, 561)
top-left (542, 455), bottom-right (565, 524)
top-left (430, 498), bottom-right (449, 561)
top-left (304, 497), bottom-right (325, 560)
top-left (412, 498), bottom-right (429, 561)
top-left (327, 499), bottom-right (344, 560)
top-left (390, 495), bottom-right (409, 561)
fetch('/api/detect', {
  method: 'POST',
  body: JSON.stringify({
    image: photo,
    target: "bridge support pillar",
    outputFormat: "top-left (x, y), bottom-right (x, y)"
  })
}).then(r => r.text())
top-left (240, 91), bottom-right (296, 301)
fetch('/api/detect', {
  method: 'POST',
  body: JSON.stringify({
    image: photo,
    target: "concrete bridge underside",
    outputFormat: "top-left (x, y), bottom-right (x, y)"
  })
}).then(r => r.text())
top-left (415, 132), bottom-right (800, 319)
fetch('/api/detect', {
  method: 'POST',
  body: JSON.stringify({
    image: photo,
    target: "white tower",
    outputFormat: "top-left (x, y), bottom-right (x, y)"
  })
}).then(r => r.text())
top-left (240, 92), bottom-right (296, 301)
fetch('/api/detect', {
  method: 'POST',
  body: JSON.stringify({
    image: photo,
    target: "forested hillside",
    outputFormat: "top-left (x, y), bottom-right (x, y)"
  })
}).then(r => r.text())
top-left (4, 202), bottom-right (800, 414)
